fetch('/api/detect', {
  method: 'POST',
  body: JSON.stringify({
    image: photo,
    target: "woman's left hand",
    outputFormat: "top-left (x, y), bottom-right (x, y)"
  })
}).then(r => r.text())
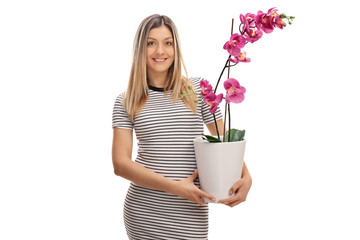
top-left (218, 175), bottom-right (252, 207)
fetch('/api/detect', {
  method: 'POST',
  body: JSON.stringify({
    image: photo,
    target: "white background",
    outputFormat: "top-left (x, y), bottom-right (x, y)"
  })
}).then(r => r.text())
top-left (1, 0), bottom-right (359, 239)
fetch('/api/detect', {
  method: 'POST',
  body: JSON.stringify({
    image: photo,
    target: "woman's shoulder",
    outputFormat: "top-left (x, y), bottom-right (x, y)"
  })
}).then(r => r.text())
top-left (114, 91), bottom-right (127, 104)
top-left (189, 76), bottom-right (205, 85)
top-left (188, 76), bottom-right (205, 93)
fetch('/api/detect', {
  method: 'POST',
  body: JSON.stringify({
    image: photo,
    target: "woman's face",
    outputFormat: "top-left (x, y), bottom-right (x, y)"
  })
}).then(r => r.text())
top-left (146, 25), bottom-right (175, 78)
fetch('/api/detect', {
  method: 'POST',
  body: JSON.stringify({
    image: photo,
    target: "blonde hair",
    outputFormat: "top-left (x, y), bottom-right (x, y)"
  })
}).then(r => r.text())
top-left (123, 14), bottom-right (197, 123)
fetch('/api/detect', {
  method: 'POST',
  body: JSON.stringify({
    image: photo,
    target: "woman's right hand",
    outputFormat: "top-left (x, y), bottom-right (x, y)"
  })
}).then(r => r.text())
top-left (174, 169), bottom-right (216, 205)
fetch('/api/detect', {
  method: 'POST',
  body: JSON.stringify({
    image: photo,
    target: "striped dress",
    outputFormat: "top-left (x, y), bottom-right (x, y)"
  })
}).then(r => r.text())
top-left (112, 77), bottom-right (223, 240)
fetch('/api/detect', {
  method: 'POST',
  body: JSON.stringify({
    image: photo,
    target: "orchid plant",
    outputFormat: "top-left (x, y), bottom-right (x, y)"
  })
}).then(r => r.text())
top-left (182, 7), bottom-right (295, 143)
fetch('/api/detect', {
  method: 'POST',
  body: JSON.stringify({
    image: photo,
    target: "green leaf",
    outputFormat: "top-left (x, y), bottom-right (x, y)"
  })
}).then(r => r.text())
top-left (224, 128), bottom-right (246, 142)
top-left (202, 134), bottom-right (222, 142)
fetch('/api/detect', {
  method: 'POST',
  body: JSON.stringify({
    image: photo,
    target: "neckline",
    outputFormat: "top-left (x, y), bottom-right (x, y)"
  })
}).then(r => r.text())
top-left (148, 85), bottom-right (164, 92)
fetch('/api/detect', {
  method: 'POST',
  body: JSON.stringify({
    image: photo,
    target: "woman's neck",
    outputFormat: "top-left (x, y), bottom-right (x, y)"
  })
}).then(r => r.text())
top-left (147, 71), bottom-right (168, 88)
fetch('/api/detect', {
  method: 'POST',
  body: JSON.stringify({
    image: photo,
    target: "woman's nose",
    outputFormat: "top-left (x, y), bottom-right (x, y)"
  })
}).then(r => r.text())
top-left (155, 44), bottom-right (165, 54)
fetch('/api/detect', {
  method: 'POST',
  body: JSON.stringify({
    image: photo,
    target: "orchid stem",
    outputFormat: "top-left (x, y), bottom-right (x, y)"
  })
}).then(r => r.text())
top-left (213, 114), bottom-right (220, 140)
top-left (228, 103), bottom-right (231, 142)
top-left (223, 103), bottom-right (227, 141)
top-left (226, 64), bottom-right (237, 67)
top-left (214, 20), bottom-right (236, 93)
top-left (227, 54), bottom-right (231, 79)
top-left (225, 53), bottom-right (231, 141)
top-left (224, 18), bottom-right (234, 142)
top-left (241, 27), bottom-right (247, 35)
top-left (240, 19), bottom-right (254, 35)
top-left (214, 57), bottom-right (230, 94)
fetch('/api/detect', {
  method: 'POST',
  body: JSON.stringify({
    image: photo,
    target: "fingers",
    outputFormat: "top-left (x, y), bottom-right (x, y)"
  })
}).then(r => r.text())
top-left (218, 195), bottom-right (237, 204)
top-left (192, 184), bottom-right (216, 205)
top-left (218, 179), bottom-right (244, 204)
top-left (220, 198), bottom-right (243, 207)
top-left (192, 169), bottom-right (198, 178)
top-left (218, 188), bottom-right (242, 205)
top-left (220, 200), bottom-right (241, 208)
top-left (228, 179), bottom-right (243, 195)
top-left (229, 200), bottom-right (242, 208)
top-left (187, 169), bottom-right (217, 205)
top-left (197, 189), bottom-right (216, 202)
top-left (188, 169), bottom-right (198, 181)
top-left (218, 192), bottom-right (246, 206)
top-left (196, 195), bottom-right (206, 205)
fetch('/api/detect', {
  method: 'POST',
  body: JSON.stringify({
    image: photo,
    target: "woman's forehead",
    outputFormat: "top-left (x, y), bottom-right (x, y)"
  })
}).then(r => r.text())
top-left (148, 26), bottom-right (173, 39)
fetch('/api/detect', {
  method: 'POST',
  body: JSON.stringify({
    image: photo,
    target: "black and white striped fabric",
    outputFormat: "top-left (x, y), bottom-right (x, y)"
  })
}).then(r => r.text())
top-left (112, 77), bottom-right (223, 240)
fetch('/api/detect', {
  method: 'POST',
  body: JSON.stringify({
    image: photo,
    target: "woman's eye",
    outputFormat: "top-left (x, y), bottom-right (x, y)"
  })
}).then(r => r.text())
top-left (147, 42), bottom-right (155, 46)
top-left (165, 41), bottom-right (173, 46)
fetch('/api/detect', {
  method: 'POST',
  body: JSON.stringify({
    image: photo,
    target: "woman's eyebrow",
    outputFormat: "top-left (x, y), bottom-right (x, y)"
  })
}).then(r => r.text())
top-left (147, 37), bottom-right (173, 40)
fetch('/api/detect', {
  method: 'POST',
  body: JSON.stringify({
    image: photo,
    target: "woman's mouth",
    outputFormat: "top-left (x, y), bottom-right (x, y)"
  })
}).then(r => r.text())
top-left (153, 58), bottom-right (167, 62)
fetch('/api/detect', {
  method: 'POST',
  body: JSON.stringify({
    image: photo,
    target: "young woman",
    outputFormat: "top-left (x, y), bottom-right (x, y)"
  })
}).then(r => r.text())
top-left (112, 14), bottom-right (252, 239)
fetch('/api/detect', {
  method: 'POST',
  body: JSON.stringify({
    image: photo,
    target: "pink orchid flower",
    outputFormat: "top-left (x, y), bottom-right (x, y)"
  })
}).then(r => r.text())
top-left (223, 33), bottom-right (246, 57)
top-left (246, 27), bottom-right (263, 43)
top-left (229, 51), bottom-right (251, 63)
top-left (241, 13), bottom-right (257, 27)
top-left (255, 7), bottom-right (278, 34)
top-left (203, 92), bottom-right (224, 114)
top-left (240, 14), bottom-right (263, 43)
top-left (273, 13), bottom-right (285, 29)
top-left (200, 80), bottom-right (213, 97)
top-left (223, 78), bottom-right (246, 104)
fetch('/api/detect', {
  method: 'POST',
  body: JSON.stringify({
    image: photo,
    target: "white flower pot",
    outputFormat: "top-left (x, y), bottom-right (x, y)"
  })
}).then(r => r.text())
top-left (193, 136), bottom-right (246, 203)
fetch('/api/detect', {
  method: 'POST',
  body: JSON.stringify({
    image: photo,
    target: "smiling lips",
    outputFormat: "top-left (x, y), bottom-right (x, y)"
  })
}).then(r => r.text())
top-left (153, 58), bottom-right (167, 62)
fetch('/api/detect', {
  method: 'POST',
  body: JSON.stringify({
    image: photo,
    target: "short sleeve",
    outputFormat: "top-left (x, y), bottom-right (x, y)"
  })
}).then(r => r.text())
top-left (190, 77), bottom-right (223, 124)
top-left (112, 92), bottom-right (134, 130)
top-left (201, 95), bottom-right (223, 124)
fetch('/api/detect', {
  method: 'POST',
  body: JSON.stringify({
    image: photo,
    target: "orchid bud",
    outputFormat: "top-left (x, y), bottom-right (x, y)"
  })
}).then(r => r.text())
top-left (188, 86), bottom-right (193, 90)
top-left (182, 90), bottom-right (186, 94)
top-left (280, 13), bottom-right (287, 19)
top-left (194, 98), bottom-right (199, 103)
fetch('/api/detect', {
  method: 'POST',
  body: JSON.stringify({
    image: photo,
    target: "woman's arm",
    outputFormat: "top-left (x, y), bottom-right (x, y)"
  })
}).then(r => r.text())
top-left (205, 118), bottom-right (252, 207)
top-left (205, 118), bottom-right (225, 137)
top-left (112, 128), bottom-right (176, 193)
top-left (112, 128), bottom-right (216, 204)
